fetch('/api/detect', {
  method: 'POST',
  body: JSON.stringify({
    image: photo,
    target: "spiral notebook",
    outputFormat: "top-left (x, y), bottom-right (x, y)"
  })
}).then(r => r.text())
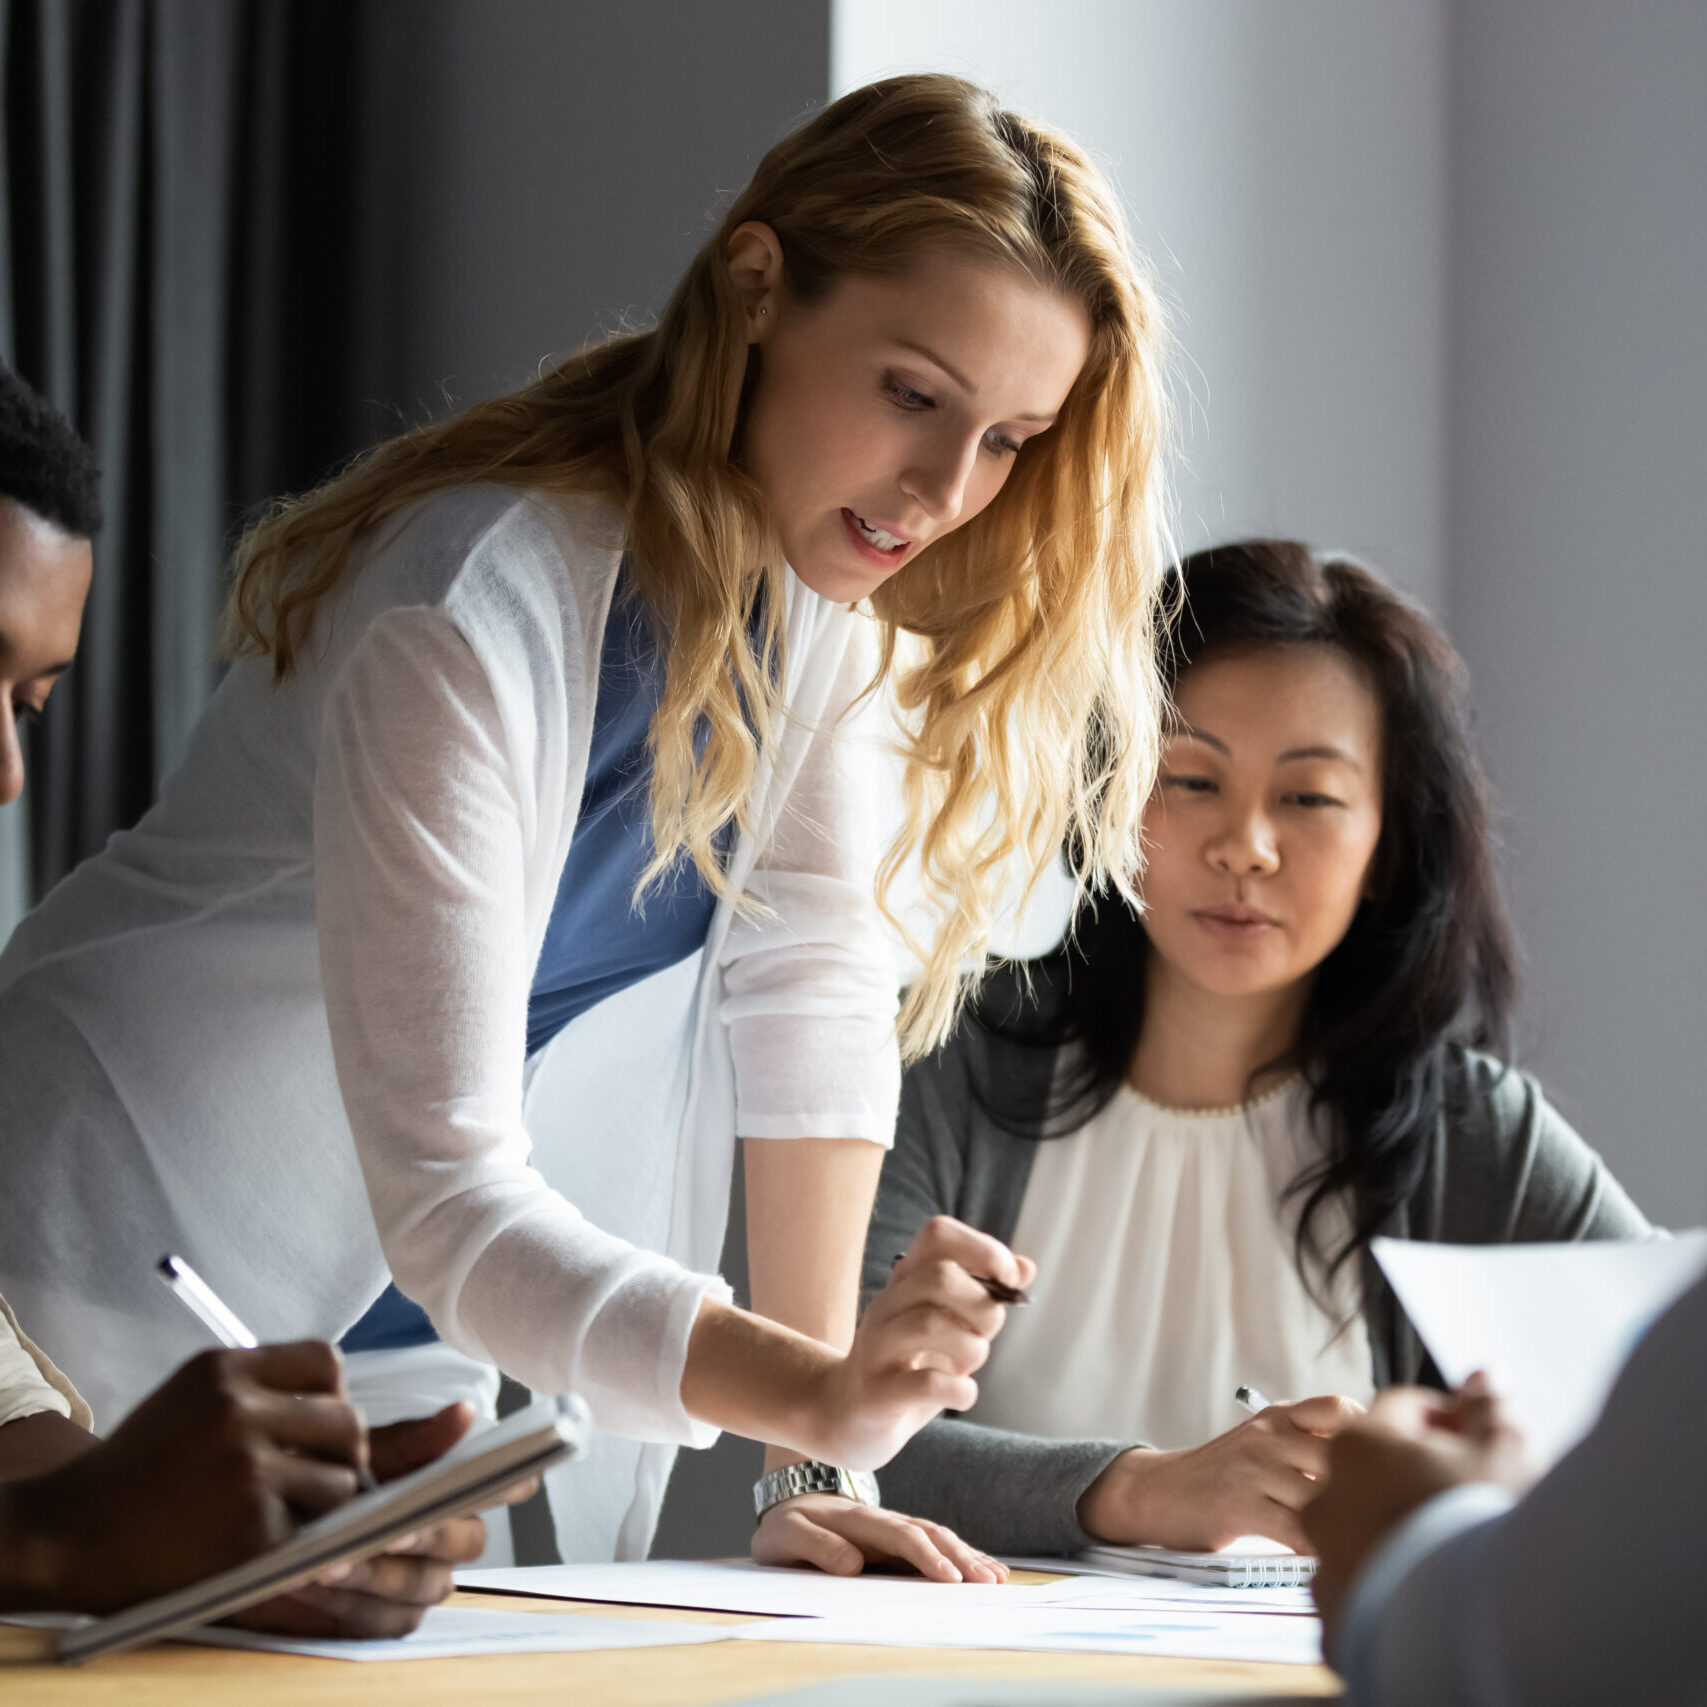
top-left (1074, 1540), bottom-right (1316, 1588)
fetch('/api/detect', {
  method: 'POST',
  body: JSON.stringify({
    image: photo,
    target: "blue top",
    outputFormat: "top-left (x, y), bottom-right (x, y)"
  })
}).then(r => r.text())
top-left (524, 577), bottom-right (725, 1056)
top-left (342, 566), bottom-right (721, 1354)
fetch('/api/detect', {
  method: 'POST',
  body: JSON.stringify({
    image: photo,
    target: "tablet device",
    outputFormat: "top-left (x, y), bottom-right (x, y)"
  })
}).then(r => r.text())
top-left (56, 1394), bottom-right (590, 1665)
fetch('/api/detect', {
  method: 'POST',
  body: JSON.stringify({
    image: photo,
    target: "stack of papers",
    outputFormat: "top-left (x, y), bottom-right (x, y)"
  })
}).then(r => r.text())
top-left (732, 1684), bottom-right (1293, 1707)
top-left (727, 1605), bottom-right (1323, 1667)
top-left (183, 1605), bottom-right (730, 1663)
top-left (454, 1560), bottom-right (1323, 1668)
top-left (457, 1558), bottom-right (1066, 1617)
top-left (16, 1559), bottom-right (1327, 1667)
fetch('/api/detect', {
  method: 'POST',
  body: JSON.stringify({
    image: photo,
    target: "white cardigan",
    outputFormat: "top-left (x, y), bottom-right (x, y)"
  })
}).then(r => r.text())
top-left (0, 486), bottom-right (900, 1552)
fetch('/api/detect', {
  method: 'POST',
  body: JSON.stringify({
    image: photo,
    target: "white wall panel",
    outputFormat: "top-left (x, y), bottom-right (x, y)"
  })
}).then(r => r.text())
top-left (833, 0), bottom-right (1450, 608)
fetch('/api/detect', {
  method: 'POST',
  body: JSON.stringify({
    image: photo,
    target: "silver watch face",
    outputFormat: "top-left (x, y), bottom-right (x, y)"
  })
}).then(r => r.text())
top-left (847, 1469), bottom-right (880, 1506)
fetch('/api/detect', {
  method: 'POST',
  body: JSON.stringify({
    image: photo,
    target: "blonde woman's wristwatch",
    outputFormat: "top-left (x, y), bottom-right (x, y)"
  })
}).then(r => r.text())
top-left (753, 1462), bottom-right (880, 1519)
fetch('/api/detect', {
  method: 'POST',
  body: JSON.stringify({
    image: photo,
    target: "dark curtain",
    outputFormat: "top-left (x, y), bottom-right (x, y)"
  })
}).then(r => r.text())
top-left (1, 0), bottom-right (362, 898)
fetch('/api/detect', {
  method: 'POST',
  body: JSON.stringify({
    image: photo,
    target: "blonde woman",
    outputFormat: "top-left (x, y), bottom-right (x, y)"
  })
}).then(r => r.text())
top-left (0, 76), bottom-right (1171, 1574)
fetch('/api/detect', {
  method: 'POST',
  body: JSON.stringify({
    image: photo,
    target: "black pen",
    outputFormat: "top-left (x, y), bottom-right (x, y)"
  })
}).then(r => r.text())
top-left (891, 1252), bottom-right (1031, 1306)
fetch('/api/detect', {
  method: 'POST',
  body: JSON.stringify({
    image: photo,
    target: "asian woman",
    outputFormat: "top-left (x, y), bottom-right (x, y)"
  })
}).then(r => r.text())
top-left (865, 538), bottom-right (1649, 1559)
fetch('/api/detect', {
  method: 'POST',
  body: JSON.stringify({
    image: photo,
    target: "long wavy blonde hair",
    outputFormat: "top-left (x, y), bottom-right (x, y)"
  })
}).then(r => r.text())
top-left (224, 73), bottom-right (1172, 1057)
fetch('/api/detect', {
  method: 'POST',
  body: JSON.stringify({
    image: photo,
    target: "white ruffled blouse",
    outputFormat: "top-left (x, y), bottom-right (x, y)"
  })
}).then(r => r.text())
top-left (971, 1077), bottom-right (1375, 1450)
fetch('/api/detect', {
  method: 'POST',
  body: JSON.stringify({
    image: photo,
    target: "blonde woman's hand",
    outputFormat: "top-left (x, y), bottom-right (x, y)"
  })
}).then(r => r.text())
top-left (1078, 1394), bottom-right (1365, 1556)
top-left (752, 1493), bottom-right (1007, 1583)
top-left (808, 1217), bottom-right (1035, 1471)
top-left (680, 1218), bottom-right (1032, 1471)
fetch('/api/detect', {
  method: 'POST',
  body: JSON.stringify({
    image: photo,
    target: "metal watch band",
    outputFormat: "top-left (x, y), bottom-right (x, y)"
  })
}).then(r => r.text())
top-left (752, 1461), bottom-right (880, 1519)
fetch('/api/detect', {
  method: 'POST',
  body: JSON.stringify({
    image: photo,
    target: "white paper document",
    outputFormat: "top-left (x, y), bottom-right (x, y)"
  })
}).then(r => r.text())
top-left (729, 1604), bottom-right (1323, 1666)
top-left (732, 1681), bottom-right (1296, 1707)
top-left (456, 1559), bottom-right (1086, 1618)
top-left (178, 1605), bottom-right (730, 1662)
top-left (1001, 1561), bottom-right (1315, 1617)
top-left (1372, 1231), bottom-right (1707, 1463)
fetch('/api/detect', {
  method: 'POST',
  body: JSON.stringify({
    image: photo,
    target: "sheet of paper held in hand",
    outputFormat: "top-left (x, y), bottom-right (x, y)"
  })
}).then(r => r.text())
top-left (1372, 1230), bottom-right (1707, 1464)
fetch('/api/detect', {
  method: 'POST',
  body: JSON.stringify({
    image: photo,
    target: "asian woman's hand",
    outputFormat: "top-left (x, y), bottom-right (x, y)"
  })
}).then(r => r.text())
top-left (1077, 1393), bottom-right (1365, 1556)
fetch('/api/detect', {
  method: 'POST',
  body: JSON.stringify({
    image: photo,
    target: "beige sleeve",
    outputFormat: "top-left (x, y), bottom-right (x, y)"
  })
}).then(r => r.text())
top-left (0, 1292), bottom-right (93, 1432)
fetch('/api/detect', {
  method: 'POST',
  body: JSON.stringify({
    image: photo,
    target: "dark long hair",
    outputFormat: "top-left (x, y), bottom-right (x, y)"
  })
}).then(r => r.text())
top-left (975, 538), bottom-right (1519, 1286)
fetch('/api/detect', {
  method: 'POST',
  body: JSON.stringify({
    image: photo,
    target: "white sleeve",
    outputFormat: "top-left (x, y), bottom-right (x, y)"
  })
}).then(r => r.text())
top-left (720, 624), bottom-right (902, 1144)
top-left (314, 605), bottom-right (727, 1444)
top-left (0, 1294), bottom-right (90, 1431)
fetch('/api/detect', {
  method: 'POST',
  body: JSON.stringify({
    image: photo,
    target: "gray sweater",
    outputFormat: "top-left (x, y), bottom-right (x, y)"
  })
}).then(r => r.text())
top-left (861, 1002), bottom-right (1652, 1556)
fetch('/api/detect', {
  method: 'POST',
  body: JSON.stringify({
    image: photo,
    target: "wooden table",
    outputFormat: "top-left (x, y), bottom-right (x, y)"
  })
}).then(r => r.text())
top-left (0, 1577), bottom-right (1342, 1705)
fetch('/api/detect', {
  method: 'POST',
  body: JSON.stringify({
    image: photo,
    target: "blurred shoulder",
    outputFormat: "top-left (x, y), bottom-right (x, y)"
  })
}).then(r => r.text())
top-left (1441, 1044), bottom-right (1561, 1150)
top-left (1444, 1043), bottom-right (1530, 1114)
top-left (1438, 1044), bottom-right (1650, 1237)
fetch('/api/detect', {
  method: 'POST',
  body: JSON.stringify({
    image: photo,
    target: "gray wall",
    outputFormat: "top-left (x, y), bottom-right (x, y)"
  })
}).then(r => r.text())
top-left (354, 0), bottom-right (830, 420)
top-left (836, 0), bottom-right (1707, 1221)
top-left (1446, 3), bottom-right (1707, 1218)
top-left (0, 796), bottom-right (25, 944)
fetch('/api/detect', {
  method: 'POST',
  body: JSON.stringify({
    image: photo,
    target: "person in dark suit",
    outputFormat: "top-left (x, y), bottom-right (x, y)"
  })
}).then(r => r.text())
top-left (1307, 1270), bottom-right (1706, 1704)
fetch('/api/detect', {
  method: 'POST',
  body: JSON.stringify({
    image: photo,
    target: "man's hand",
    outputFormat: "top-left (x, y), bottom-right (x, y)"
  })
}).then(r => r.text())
top-left (752, 1493), bottom-right (1006, 1584)
top-left (229, 1401), bottom-right (500, 1640)
top-left (0, 1342), bottom-right (362, 1612)
top-left (1078, 1394), bottom-right (1363, 1555)
top-left (1305, 1376), bottom-right (1533, 1658)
